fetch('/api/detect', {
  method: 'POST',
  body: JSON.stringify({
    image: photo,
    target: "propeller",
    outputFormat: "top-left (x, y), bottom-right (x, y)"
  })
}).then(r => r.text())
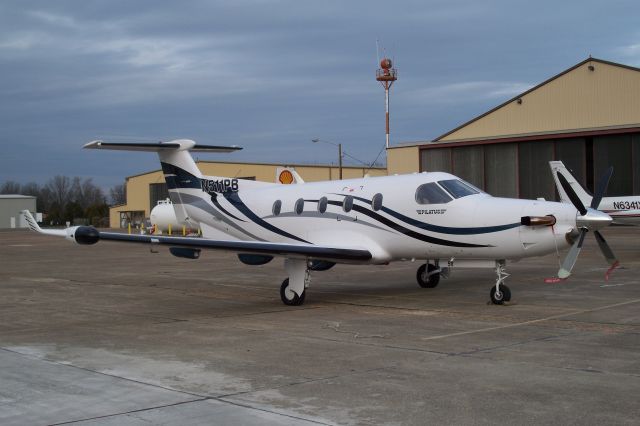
top-left (556, 167), bottom-right (618, 279)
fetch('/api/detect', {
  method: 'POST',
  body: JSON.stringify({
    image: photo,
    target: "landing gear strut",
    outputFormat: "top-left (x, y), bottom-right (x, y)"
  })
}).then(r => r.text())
top-left (280, 278), bottom-right (306, 306)
top-left (490, 260), bottom-right (511, 305)
top-left (417, 262), bottom-right (440, 288)
top-left (280, 259), bottom-right (310, 306)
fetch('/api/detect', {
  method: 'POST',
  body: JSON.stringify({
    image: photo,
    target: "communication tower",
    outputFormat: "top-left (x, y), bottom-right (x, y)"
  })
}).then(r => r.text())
top-left (376, 58), bottom-right (397, 149)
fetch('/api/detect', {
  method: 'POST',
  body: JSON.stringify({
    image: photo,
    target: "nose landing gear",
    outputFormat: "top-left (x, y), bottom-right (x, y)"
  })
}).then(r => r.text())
top-left (490, 260), bottom-right (511, 305)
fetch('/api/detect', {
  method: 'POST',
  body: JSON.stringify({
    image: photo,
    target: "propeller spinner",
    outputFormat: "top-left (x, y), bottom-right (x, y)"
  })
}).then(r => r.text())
top-left (556, 167), bottom-right (618, 279)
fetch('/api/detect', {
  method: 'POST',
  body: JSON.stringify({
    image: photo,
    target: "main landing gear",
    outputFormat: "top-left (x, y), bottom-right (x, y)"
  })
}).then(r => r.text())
top-left (416, 262), bottom-right (440, 288)
top-left (280, 259), bottom-right (310, 306)
top-left (490, 260), bottom-right (511, 305)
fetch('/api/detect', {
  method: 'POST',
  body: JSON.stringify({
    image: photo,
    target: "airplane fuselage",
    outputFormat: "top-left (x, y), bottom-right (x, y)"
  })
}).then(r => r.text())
top-left (178, 172), bottom-right (577, 264)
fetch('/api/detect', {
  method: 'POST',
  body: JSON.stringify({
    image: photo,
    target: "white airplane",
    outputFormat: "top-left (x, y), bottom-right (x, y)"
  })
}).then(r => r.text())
top-left (550, 161), bottom-right (640, 225)
top-left (22, 139), bottom-right (618, 306)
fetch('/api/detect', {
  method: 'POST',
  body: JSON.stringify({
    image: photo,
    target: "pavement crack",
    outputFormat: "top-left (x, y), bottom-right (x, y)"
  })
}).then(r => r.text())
top-left (0, 346), bottom-right (205, 399)
top-left (218, 365), bottom-right (392, 399)
top-left (49, 398), bottom-right (209, 425)
top-left (322, 321), bottom-right (387, 339)
top-left (1, 346), bottom-right (334, 426)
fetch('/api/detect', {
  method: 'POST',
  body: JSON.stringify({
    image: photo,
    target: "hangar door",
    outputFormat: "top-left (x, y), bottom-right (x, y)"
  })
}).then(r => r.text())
top-left (421, 144), bottom-right (518, 198)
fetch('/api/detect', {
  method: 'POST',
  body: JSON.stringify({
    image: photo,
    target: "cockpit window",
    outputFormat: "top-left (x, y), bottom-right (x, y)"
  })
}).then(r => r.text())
top-left (415, 183), bottom-right (453, 204)
top-left (438, 179), bottom-right (480, 199)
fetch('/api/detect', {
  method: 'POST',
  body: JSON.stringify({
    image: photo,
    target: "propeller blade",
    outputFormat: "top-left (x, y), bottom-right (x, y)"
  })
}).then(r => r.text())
top-left (558, 230), bottom-right (587, 279)
top-left (557, 172), bottom-right (587, 216)
top-left (591, 167), bottom-right (614, 210)
top-left (594, 230), bottom-right (617, 266)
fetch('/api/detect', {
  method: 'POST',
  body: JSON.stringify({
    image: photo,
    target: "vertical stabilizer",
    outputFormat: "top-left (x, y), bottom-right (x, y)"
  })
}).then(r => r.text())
top-left (84, 139), bottom-right (242, 226)
top-left (549, 161), bottom-right (593, 206)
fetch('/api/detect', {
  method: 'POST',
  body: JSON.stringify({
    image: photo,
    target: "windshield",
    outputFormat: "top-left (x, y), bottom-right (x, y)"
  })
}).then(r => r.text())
top-left (438, 179), bottom-right (480, 199)
top-left (415, 183), bottom-right (453, 204)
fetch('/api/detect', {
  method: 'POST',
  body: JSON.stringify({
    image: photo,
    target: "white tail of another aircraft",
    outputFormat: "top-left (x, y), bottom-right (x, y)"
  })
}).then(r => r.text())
top-left (549, 161), bottom-right (593, 206)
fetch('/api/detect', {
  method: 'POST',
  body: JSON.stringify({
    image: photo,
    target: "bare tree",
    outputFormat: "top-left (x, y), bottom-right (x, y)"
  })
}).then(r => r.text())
top-left (20, 182), bottom-right (45, 211)
top-left (0, 181), bottom-right (22, 194)
top-left (109, 183), bottom-right (126, 205)
top-left (47, 175), bottom-right (72, 208)
top-left (38, 186), bottom-right (53, 213)
top-left (2, 176), bottom-right (109, 226)
top-left (81, 178), bottom-right (106, 208)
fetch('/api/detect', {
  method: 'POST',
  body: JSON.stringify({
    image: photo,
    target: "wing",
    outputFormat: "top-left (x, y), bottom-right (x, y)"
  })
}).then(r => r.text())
top-left (98, 231), bottom-right (372, 262)
top-left (22, 210), bottom-right (371, 263)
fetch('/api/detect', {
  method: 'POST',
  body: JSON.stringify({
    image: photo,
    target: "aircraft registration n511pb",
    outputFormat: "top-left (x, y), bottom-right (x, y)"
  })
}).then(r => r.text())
top-left (23, 139), bottom-right (619, 305)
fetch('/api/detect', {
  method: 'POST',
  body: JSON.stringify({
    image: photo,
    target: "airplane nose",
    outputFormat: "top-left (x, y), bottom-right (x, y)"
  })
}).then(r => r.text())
top-left (576, 208), bottom-right (612, 231)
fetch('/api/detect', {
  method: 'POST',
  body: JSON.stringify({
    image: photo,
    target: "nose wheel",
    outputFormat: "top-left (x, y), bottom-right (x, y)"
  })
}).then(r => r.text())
top-left (490, 260), bottom-right (511, 305)
top-left (490, 284), bottom-right (511, 305)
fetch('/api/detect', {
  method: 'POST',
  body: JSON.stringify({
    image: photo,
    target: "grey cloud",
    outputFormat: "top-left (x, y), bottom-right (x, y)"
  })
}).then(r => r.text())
top-left (1, 0), bottom-right (640, 188)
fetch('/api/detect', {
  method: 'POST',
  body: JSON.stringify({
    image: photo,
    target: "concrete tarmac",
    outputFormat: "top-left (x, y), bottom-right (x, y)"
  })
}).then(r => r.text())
top-left (0, 228), bottom-right (638, 425)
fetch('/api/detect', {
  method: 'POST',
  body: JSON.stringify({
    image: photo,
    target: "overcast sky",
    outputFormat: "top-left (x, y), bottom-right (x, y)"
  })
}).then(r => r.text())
top-left (1, 0), bottom-right (639, 189)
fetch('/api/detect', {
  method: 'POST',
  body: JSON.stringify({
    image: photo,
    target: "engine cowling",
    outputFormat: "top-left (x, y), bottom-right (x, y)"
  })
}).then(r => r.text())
top-left (65, 226), bottom-right (100, 245)
top-left (238, 254), bottom-right (274, 265)
top-left (169, 247), bottom-right (201, 259)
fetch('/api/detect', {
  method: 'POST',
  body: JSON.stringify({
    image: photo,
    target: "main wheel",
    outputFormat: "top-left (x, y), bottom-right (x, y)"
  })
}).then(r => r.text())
top-left (280, 278), bottom-right (306, 306)
top-left (417, 264), bottom-right (440, 288)
top-left (490, 284), bottom-right (511, 305)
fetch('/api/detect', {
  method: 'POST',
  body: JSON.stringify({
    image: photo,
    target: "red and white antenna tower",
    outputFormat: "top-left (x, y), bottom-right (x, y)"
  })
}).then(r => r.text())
top-left (376, 57), bottom-right (397, 149)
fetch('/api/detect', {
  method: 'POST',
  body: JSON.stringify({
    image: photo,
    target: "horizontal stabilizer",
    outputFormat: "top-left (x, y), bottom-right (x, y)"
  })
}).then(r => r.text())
top-left (84, 139), bottom-right (242, 153)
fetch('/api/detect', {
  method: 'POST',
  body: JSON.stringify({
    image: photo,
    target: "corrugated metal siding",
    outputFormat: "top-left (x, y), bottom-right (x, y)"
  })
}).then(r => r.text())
top-left (0, 198), bottom-right (37, 228)
top-left (441, 61), bottom-right (640, 141)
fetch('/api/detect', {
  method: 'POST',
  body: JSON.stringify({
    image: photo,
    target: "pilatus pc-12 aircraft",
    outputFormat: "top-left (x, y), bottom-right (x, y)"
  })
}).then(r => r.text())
top-left (23, 139), bottom-right (619, 305)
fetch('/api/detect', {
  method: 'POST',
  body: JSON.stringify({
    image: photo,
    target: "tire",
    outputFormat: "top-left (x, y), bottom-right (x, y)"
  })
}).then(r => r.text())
top-left (417, 264), bottom-right (440, 288)
top-left (490, 284), bottom-right (511, 305)
top-left (280, 278), bottom-right (306, 306)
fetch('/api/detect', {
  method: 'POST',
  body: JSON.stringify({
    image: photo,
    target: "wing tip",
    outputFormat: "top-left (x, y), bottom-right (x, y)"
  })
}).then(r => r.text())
top-left (21, 210), bottom-right (40, 233)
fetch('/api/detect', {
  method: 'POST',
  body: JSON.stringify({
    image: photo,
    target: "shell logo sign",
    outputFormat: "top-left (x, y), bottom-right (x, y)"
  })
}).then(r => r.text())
top-left (278, 170), bottom-right (294, 184)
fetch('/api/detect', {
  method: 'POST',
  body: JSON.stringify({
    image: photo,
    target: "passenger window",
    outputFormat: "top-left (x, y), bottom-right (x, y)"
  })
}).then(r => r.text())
top-left (438, 179), bottom-right (480, 199)
top-left (272, 199), bottom-right (282, 216)
top-left (415, 183), bottom-right (452, 204)
top-left (343, 195), bottom-right (353, 212)
top-left (318, 196), bottom-right (328, 213)
top-left (371, 193), bottom-right (383, 211)
top-left (295, 198), bottom-right (304, 215)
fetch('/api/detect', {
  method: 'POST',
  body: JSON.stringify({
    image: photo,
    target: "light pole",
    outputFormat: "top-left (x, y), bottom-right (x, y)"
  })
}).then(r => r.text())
top-left (312, 138), bottom-right (343, 180)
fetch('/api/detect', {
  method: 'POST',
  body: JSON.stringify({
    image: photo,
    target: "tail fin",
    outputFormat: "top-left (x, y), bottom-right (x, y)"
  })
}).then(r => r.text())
top-left (549, 161), bottom-right (593, 206)
top-left (85, 139), bottom-right (242, 225)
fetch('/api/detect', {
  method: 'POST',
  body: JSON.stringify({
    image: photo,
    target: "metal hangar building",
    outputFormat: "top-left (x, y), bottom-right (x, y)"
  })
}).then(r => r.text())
top-left (0, 195), bottom-right (36, 229)
top-left (387, 57), bottom-right (640, 201)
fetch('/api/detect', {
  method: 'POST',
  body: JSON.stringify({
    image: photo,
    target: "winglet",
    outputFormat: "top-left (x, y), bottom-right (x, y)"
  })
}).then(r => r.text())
top-left (22, 210), bottom-right (41, 232)
top-left (21, 210), bottom-right (67, 237)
